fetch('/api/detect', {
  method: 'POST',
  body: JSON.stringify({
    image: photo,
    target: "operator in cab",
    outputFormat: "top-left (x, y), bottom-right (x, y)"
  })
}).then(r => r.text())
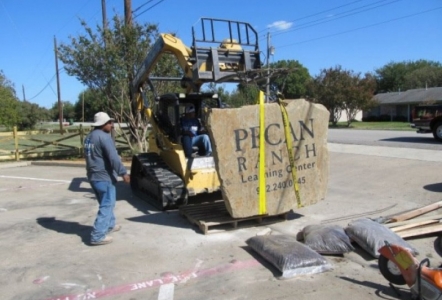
top-left (180, 105), bottom-right (212, 158)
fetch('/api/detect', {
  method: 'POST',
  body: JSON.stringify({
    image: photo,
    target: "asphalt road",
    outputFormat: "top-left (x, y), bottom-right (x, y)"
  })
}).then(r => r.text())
top-left (328, 128), bottom-right (442, 150)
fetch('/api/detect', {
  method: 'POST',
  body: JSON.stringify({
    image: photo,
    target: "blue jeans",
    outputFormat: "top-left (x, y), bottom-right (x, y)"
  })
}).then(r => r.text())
top-left (90, 180), bottom-right (116, 243)
top-left (182, 134), bottom-right (212, 157)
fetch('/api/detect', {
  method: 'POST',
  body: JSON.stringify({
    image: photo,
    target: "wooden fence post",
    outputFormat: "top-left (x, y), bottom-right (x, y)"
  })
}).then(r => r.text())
top-left (80, 124), bottom-right (84, 157)
top-left (13, 126), bottom-right (19, 161)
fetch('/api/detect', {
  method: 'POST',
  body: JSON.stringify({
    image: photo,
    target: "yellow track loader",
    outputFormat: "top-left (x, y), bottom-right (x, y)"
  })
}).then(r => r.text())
top-left (130, 18), bottom-right (264, 210)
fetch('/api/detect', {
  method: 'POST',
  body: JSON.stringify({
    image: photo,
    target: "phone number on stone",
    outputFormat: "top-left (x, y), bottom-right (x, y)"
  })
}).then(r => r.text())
top-left (256, 177), bottom-right (305, 194)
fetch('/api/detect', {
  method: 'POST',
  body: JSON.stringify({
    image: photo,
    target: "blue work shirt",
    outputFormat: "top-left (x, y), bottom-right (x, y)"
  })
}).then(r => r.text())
top-left (84, 129), bottom-right (127, 183)
top-left (180, 117), bottom-right (201, 137)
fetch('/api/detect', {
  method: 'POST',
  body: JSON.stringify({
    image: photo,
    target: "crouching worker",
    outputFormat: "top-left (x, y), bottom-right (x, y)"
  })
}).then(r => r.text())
top-left (180, 105), bottom-right (212, 158)
top-left (84, 112), bottom-right (130, 246)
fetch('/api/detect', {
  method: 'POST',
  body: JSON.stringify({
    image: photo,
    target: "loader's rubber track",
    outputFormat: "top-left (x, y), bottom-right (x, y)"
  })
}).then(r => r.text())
top-left (130, 153), bottom-right (187, 210)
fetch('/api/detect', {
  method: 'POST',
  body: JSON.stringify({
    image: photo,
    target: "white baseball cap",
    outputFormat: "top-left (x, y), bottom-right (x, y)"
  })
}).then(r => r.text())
top-left (92, 112), bottom-right (114, 126)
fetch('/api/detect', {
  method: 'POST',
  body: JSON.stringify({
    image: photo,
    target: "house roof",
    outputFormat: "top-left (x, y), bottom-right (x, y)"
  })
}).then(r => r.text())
top-left (373, 87), bottom-right (442, 105)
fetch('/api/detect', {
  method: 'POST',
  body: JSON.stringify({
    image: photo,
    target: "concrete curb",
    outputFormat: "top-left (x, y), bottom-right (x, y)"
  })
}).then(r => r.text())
top-left (0, 160), bottom-right (131, 169)
top-left (0, 162), bottom-right (31, 169)
top-left (30, 161), bottom-right (132, 168)
top-left (328, 143), bottom-right (442, 162)
top-left (31, 161), bottom-right (87, 168)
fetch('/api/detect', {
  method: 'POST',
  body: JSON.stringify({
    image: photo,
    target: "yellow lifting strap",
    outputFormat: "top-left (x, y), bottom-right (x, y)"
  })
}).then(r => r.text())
top-left (277, 97), bottom-right (302, 208)
top-left (258, 91), bottom-right (267, 215)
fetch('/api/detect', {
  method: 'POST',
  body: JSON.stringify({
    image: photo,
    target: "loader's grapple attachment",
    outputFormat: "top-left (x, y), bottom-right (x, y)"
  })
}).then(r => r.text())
top-left (191, 18), bottom-right (262, 84)
top-left (130, 153), bottom-right (188, 210)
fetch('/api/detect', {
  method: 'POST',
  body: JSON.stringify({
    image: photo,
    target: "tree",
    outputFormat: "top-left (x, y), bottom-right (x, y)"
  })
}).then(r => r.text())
top-left (0, 70), bottom-right (20, 128)
top-left (58, 15), bottom-right (179, 152)
top-left (310, 66), bottom-right (377, 126)
top-left (49, 101), bottom-right (75, 121)
top-left (16, 101), bottom-right (49, 130)
top-left (403, 66), bottom-right (442, 90)
top-left (227, 83), bottom-right (260, 107)
top-left (73, 89), bottom-right (107, 121)
top-left (375, 60), bottom-right (442, 92)
top-left (342, 73), bottom-right (377, 126)
top-left (270, 60), bottom-right (311, 99)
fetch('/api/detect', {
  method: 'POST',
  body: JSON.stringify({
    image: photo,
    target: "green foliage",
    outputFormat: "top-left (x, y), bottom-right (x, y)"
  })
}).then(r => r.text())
top-left (17, 101), bottom-right (49, 130)
top-left (270, 60), bottom-right (311, 99)
top-left (49, 101), bottom-right (75, 121)
top-left (73, 89), bottom-right (107, 121)
top-left (403, 66), bottom-right (442, 90)
top-left (58, 16), bottom-right (156, 107)
top-left (0, 70), bottom-right (20, 128)
top-left (202, 83), bottom-right (232, 104)
top-left (310, 66), bottom-right (377, 126)
top-left (227, 84), bottom-right (260, 107)
top-left (57, 15), bottom-right (179, 151)
top-left (375, 60), bottom-right (442, 92)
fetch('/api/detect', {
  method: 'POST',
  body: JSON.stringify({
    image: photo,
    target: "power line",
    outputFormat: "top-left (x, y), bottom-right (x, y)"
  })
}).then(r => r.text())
top-left (132, 0), bottom-right (156, 13)
top-left (27, 72), bottom-right (58, 101)
top-left (11, 0), bottom-right (103, 105)
top-left (259, 0), bottom-right (365, 34)
top-left (276, 6), bottom-right (442, 49)
top-left (271, 0), bottom-right (401, 38)
top-left (133, 0), bottom-right (165, 19)
top-left (258, 0), bottom-right (399, 46)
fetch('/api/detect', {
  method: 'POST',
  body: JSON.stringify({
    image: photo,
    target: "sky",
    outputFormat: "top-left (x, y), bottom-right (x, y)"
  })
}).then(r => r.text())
top-left (0, 0), bottom-right (441, 109)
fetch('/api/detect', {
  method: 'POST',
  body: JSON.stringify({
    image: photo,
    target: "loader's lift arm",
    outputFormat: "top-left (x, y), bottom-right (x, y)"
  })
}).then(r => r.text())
top-left (131, 18), bottom-right (263, 101)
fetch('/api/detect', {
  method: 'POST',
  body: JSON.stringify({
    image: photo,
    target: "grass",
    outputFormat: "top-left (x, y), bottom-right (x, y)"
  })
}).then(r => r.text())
top-left (330, 121), bottom-right (415, 131)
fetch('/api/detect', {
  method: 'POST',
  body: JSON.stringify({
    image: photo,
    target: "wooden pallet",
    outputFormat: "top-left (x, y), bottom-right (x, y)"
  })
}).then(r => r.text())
top-left (179, 200), bottom-right (289, 234)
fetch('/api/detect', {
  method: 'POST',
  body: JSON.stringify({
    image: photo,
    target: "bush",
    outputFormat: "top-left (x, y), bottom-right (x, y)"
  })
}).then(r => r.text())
top-left (392, 115), bottom-right (408, 122)
top-left (378, 114), bottom-right (391, 121)
top-left (362, 115), bottom-right (379, 122)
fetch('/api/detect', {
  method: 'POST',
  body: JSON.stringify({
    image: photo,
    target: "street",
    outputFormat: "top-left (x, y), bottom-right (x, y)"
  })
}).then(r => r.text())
top-left (328, 128), bottom-right (442, 150)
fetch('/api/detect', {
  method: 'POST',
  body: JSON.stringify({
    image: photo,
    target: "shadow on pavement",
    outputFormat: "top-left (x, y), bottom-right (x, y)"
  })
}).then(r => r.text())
top-left (338, 276), bottom-right (410, 299)
top-left (36, 217), bottom-right (91, 245)
top-left (126, 210), bottom-right (194, 231)
top-left (68, 177), bottom-right (93, 193)
top-left (423, 182), bottom-right (442, 193)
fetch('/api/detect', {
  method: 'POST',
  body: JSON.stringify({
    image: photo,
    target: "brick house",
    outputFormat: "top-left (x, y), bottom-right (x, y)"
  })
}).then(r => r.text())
top-left (364, 87), bottom-right (442, 122)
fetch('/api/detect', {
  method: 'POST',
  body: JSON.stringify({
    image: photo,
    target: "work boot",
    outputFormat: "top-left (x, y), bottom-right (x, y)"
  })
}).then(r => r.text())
top-left (91, 236), bottom-right (113, 246)
top-left (108, 225), bottom-right (121, 233)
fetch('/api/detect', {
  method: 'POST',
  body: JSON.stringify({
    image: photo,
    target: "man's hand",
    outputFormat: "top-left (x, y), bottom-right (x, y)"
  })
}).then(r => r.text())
top-left (122, 174), bottom-right (130, 184)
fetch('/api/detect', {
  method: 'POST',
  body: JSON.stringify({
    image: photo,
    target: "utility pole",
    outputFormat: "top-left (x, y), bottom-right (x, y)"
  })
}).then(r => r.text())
top-left (82, 92), bottom-right (85, 122)
top-left (266, 32), bottom-right (275, 103)
top-left (124, 0), bottom-right (132, 26)
top-left (22, 85), bottom-right (26, 102)
top-left (54, 36), bottom-right (63, 135)
top-left (102, 0), bottom-right (108, 48)
top-left (101, 0), bottom-right (107, 31)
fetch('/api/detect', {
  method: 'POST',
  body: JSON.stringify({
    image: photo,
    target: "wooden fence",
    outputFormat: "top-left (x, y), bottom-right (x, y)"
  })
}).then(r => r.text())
top-left (0, 125), bottom-right (130, 162)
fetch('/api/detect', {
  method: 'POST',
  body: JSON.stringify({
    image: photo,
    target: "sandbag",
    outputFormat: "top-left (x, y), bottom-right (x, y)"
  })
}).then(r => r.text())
top-left (302, 224), bottom-right (354, 255)
top-left (246, 234), bottom-right (332, 279)
top-left (345, 218), bottom-right (419, 258)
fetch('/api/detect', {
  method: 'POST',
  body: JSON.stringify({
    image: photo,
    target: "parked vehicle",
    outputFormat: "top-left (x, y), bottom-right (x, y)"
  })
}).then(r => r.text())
top-left (411, 105), bottom-right (442, 141)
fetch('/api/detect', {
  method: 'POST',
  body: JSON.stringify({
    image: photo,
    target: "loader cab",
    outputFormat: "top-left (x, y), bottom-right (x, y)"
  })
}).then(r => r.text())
top-left (153, 92), bottom-right (222, 146)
